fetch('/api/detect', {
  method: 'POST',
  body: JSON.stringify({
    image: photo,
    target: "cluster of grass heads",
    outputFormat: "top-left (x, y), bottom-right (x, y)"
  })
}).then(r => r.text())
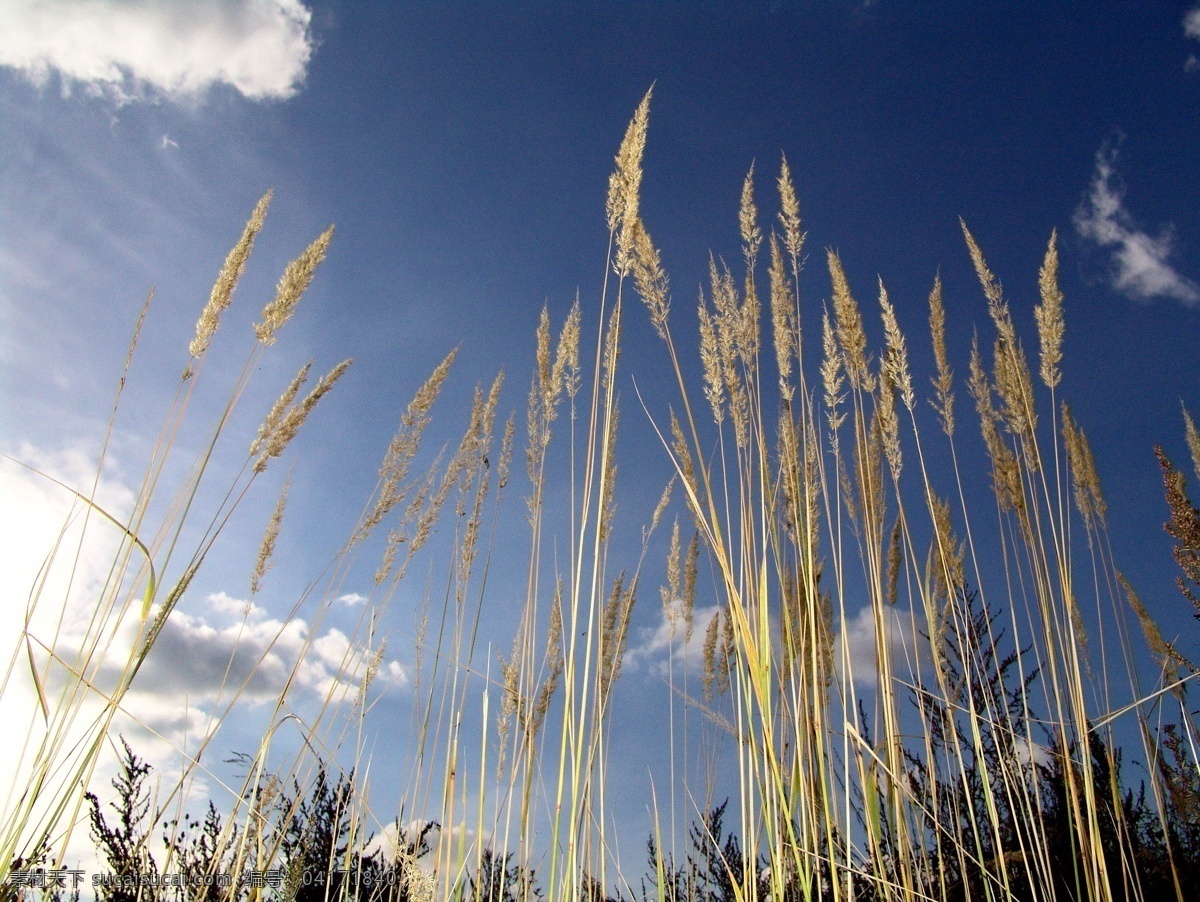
top-left (5, 90), bottom-right (1200, 901)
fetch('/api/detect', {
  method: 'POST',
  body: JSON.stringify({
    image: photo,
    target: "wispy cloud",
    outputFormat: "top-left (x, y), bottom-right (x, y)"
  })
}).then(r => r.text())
top-left (1185, 5), bottom-right (1200, 70)
top-left (624, 602), bottom-right (719, 677)
top-left (1074, 143), bottom-right (1200, 305)
top-left (0, 0), bottom-right (314, 103)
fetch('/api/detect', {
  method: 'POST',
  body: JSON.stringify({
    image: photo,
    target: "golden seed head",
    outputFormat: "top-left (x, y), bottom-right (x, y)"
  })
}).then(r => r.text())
top-left (191, 190), bottom-right (271, 358)
top-left (360, 349), bottom-right (456, 542)
top-left (647, 476), bottom-right (674, 539)
top-left (251, 360), bottom-right (311, 459)
top-left (1183, 404), bottom-right (1200, 484)
top-left (826, 250), bottom-right (872, 392)
top-left (961, 219), bottom-right (1012, 340)
top-left (498, 414), bottom-right (515, 491)
top-left (886, 517), bottom-right (902, 606)
top-left (254, 224), bottom-right (334, 346)
top-left (670, 410), bottom-right (698, 509)
top-left (599, 398), bottom-right (620, 545)
top-left (1061, 402), bottom-right (1107, 527)
top-left (631, 218), bottom-right (671, 339)
top-left (683, 530), bottom-right (698, 644)
top-left (701, 610), bottom-right (721, 704)
top-left (698, 300), bottom-right (725, 425)
top-left (739, 163), bottom-right (762, 269)
top-left (769, 235), bottom-right (796, 397)
top-left (777, 153), bottom-right (805, 263)
top-left (662, 519), bottom-right (682, 629)
top-left (1035, 229), bottom-right (1065, 390)
top-left (250, 475), bottom-right (289, 597)
top-left (608, 87), bottom-right (653, 276)
top-left (820, 310), bottom-right (846, 436)
top-left (878, 369), bottom-right (902, 481)
top-left (1119, 572), bottom-right (1172, 666)
top-left (878, 278), bottom-right (913, 412)
top-left (927, 274), bottom-right (955, 437)
top-left (254, 358), bottom-right (352, 474)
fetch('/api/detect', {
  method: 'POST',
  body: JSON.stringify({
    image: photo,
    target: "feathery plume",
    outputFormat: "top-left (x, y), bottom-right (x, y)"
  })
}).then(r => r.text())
top-left (251, 361), bottom-right (312, 458)
top-left (698, 299), bottom-right (725, 425)
top-left (683, 530), bottom-right (698, 644)
top-left (599, 573), bottom-right (637, 706)
top-left (251, 476), bottom-right (289, 597)
top-left (255, 225), bottom-right (334, 346)
top-left (777, 154), bottom-right (805, 264)
top-left (253, 358), bottom-right (352, 474)
top-left (662, 519), bottom-right (682, 631)
top-left (969, 335), bottom-right (1023, 514)
top-left (961, 219), bottom-right (1015, 345)
top-left (1156, 445), bottom-right (1200, 618)
top-left (670, 410), bottom-right (699, 516)
top-left (1061, 402), bottom-right (1106, 528)
top-left (1183, 404), bottom-right (1200, 484)
top-left (769, 235), bottom-right (796, 398)
top-left (821, 310), bottom-right (846, 438)
top-left (1035, 229), bottom-right (1065, 390)
top-left (879, 277), bottom-right (914, 412)
top-left (927, 274), bottom-right (955, 437)
top-left (827, 250), bottom-right (872, 392)
top-left (608, 87), bottom-right (653, 276)
top-left (740, 163), bottom-right (762, 270)
top-left (191, 191), bottom-right (271, 358)
top-left (632, 218), bottom-right (671, 339)
top-left (360, 349), bottom-right (456, 541)
top-left (1118, 572), bottom-right (1188, 675)
top-left (702, 609), bottom-right (721, 704)
top-left (885, 517), bottom-right (902, 606)
top-left (646, 477), bottom-right (675, 542)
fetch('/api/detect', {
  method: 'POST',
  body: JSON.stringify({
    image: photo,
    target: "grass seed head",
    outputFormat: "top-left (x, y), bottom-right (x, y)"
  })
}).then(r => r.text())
top-left (191, 190), bottom-right (271, 358)
top-left (777, 153), bottom-right (805, 264)
top-left (740, 163), bottom-right (762, 270)
top-left (821, 309), bottom-right (846, 439)
top-left (1183, 404), bottom-right (1200, 484)
top-left (608, 87), bottom-right (652, 276)
top-left (827, 250), bottom-right (872, 392)
top-left (250, 476), bottom-right (289, 597)
top-left (255, 225), bottom-right (334, 346)
top-left (251, 361), bottom-right (311, 459)
top-left (928, 274), bottom-right (955, 437)
top-left (879, 278), bottom-right (913, 412)
top-left (769, 235), bottom-right (796, 398)
top-left (1035, 229), bottom-right (1065, 390)
top-left (253, 358), bottom-right (352, 473)
top-left (632, 219), bottom-right (671, 339)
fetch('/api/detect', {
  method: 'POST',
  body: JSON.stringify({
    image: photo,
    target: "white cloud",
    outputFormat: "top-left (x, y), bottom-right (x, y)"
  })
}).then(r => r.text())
top-left (835, 602), bottom-right (926, 691)
top-left (0, 0), bottom-right (314, 103)
top-left (1186, 6), bottom-right (1200, 70)
top-left (1074, 144), bottom-right (1200, 305)
top-left (0, 447), bottom-right (404, 869)
top-left (1186, 6), bottom-right (1200, 41)
top-left (338, 592), bottom-right (367, 606)
top-left (121, 591), bottom-right (407, 703)
top-left (624, 602), bottom-right (719, 677)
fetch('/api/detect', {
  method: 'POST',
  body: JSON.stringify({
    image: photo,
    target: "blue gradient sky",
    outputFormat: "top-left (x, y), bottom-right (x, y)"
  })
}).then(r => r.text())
top-left (3, 0), bottom-right (1200, 878)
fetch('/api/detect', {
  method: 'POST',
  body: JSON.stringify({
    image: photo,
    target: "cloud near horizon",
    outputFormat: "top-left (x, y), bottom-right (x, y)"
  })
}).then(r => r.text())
top-left (0, 0), bottom-right (314, 103)
top-left (1074, 144), bottom-right (1200, 306)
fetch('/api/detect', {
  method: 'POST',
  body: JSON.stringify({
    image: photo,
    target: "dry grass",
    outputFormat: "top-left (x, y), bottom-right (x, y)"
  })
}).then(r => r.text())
top-left (5, 93), bottom-right (1200, 902)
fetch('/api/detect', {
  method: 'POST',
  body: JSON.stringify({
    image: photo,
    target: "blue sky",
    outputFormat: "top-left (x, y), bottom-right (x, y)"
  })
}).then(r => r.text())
top-left (3, 0), bottom-right (1200, 880)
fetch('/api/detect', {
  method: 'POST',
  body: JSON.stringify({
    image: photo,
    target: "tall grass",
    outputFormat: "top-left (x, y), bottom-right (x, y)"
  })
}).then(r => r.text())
top-left (4, 91), bottom-right (1199, 902)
